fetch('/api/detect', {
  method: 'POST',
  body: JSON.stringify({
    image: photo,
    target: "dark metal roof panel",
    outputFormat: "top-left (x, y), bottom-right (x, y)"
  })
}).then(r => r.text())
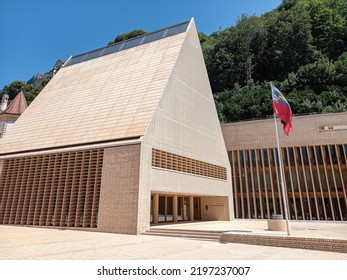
top-left (64, 20), bottom-right (190, 68)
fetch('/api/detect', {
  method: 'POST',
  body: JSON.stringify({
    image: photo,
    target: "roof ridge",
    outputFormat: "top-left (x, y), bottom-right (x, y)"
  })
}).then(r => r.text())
top-left (64, 19), bottom-right (191, 68)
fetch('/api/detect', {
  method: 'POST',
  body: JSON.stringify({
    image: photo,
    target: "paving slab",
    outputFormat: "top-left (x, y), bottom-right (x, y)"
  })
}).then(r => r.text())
top-left (151, 220), bottom-right (347, 240)
top-left (0, 221), bottom-right (347, 260)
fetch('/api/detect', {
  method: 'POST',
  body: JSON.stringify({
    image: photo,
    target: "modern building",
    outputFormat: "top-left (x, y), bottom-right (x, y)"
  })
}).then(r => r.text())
top-left (0, 19), bottom-right (233, 234)
top-left (222, 113), bottom-right (347, 222)
top-left (0, 91), bottom-right (28, 139)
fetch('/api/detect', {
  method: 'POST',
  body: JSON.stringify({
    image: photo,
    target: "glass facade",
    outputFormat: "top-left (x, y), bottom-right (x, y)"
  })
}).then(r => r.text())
top-left (230, 144), bottom-right (347, 221)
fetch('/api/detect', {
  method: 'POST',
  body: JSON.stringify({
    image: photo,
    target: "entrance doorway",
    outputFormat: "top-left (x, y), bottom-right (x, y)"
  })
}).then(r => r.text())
top-left (158, 196), bottom-right (173, 222)
top-left (194, 197), bottom-right (201, 220)
top-left (151, 194), bottom-right (201, 224)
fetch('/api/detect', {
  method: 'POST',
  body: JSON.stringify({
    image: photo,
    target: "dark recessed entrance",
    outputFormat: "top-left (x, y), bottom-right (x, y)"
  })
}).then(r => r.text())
top-left (151, 194), bottom-right (201, 224)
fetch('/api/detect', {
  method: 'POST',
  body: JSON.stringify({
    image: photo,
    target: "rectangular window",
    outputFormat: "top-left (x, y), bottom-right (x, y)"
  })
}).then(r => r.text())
top-left (338, 145), bottom-right (346, 164)
top-left (301, 147), bottom-right (309, 165)
top-left (316, 146), bottom-right (323, 164)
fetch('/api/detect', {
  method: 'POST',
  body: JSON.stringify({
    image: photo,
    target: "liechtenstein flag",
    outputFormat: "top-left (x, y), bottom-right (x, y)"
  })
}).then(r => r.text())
top-left (271, 84), bottom-right (293, 136)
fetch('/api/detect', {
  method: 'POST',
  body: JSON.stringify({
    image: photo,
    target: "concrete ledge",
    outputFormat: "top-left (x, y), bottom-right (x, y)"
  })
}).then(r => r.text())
top-left (221, 233), bottom-right (347, 253)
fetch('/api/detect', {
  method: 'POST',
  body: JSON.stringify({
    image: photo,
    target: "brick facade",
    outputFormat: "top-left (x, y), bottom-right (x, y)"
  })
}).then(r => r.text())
top-left (222, 113), bottom-right (347, 151)
top-left (221, 113), bottom-right (347, 221)
top-left (201, 196), bottom-right (230, 221)
top-left (0, 19), bottom-right (233, 235)
top-left (221, 233), bottom-right (347, 253)
top-left (98, 144), bottom-right (141, 234)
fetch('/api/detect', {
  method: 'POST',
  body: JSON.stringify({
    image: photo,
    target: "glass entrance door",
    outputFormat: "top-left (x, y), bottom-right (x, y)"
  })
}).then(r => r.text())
top-left (194, 197), bottom-right (201, 220)
top-left (158, 195), bottom-right (173, 222)
top-left (152, 194), bottom-right (201, 223)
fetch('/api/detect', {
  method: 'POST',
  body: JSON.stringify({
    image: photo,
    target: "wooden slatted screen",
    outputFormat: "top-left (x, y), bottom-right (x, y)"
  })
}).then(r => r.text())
top-left (0, 149), bottom-right (103, 228)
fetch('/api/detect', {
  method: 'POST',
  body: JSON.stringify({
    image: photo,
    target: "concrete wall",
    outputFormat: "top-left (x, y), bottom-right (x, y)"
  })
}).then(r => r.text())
top-left (98, 144), bottom-right (141, 234)
top-left (222, 112), bottom-right (347, 151)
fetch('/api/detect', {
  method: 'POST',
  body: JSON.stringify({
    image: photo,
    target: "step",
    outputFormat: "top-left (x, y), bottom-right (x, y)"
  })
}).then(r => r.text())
top-left (143, 228), bottom-right (223, 241)
top-left (144, 231), bottom-right (221, 241)
top-left (148, 227), bottom-right (227, 234)
top-left (147, 229), bottom-right (222, 237)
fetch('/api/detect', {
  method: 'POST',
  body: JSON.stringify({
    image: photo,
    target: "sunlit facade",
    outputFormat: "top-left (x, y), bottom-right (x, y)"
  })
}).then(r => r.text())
top-left (0, 19), bottom-right (232, 235)
top-left (222, 113), bottom-right (347, 221)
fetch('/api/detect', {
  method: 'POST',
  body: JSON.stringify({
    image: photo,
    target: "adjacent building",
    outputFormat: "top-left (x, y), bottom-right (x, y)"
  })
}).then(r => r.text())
top-left (0, 91), bottom-right (28, 139)
top-left (0, 19), bottom-right (233, 234)
top-left (222, 113), bottom-right (347, 221)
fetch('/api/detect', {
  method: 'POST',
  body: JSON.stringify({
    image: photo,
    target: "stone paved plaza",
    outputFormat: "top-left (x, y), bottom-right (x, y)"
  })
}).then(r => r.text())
top-left (0, 220), bottom-right (346, 260)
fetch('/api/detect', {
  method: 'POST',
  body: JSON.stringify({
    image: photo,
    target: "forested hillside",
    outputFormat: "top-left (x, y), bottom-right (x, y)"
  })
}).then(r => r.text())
top-left (200, 0), bottom-right (347, 122)
top-left (2, 0), bottom-right (346, 122)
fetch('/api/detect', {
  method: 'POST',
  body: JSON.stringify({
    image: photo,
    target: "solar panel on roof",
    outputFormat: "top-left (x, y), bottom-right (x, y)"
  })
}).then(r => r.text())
top-left (64, 20), bottom-right (190, 67)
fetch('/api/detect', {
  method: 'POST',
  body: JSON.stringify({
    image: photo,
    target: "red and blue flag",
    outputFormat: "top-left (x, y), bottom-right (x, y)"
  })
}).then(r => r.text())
top-left (271, 85), bottom-right (293, 136)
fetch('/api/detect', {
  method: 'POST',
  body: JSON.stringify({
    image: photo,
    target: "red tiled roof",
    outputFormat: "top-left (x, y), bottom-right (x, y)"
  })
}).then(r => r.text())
top-left (2, 91), bottom-right (28, 115)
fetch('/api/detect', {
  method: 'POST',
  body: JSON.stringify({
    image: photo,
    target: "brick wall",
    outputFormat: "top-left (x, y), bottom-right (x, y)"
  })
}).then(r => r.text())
top-left (221, 233), bottom-right (347, 253)
top-left (139, 19), bottom-right (233, 228)
top-left (98, 144), bottom-right (141, 234)
top-left (222, 113), bottom-right (347, 151)
top-left (201, 196), bottom-right (230, 221)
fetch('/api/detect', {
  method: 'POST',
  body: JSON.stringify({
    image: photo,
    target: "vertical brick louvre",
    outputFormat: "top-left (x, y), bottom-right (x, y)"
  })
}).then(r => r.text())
top-left (0, 149), bottom-right (103, 228)
top-left (152, 148), bottom-right (227, 180)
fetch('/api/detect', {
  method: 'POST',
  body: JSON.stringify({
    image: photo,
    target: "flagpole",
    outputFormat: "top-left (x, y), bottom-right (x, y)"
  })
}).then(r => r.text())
top-left (271, 82), bottom-right (291, 236)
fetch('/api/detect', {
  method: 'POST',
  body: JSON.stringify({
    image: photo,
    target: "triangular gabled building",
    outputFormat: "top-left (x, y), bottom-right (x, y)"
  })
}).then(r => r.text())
top-left (0, 91), bottom-right (28, 138)
top-left (0, 18), bottom-right (233, 234)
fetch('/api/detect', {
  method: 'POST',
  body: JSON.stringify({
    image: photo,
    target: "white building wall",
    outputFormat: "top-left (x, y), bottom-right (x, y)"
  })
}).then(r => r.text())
top-left (137, 19), bottom-right (233, 232)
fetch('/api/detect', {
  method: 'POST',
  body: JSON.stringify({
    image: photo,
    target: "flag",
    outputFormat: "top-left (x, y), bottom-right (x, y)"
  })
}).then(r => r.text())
top-left (271, 84), bottom-right (293, 136)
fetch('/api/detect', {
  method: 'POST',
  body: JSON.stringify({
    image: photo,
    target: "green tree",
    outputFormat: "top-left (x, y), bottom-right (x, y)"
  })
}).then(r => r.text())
top-left (282, 56), bottom-right (336, 93)
top-left (214, 82), bottom-right (272, 122)
top-left (2, 81), bottom-right (25, 99)
top-left (335, 52), bottom-right (347, 87)
top-left (108, 29), bottom-right (146, 45)
top-left (303, 0), bottom-right (347, 59)
top-left (206, 15), bottom-right (267, 92)
top-left (259, 4), bottom-right (316, 82)
top-left (2, 80), bottom-right (47, 105)
top-left (319, 89), bottom-right (347, 112)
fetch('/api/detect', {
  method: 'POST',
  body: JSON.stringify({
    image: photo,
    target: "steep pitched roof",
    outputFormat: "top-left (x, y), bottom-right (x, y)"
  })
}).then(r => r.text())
top-left (0, 20), bottom-right (191, 154)
top-left (1, 91), bottom-right (27, 115)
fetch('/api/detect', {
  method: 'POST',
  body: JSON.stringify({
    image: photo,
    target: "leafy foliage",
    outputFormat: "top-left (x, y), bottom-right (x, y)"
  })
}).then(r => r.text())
top-left (201, 0), bottom-right (347, 122)
top-left (2, 80), bottom-right (48, 105)
top-left (108, 29), bottom-right (146, 45)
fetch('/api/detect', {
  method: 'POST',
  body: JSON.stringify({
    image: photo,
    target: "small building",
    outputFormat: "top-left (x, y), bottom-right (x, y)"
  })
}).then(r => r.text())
top-left (0, 19), bottom-right (233, 234)
top-left (221, 113), bottom-right (347, 222)
top-left (0, 91), bottom-right (28, 138)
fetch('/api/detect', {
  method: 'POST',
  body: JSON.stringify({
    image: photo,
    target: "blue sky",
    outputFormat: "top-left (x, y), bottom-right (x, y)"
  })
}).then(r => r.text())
top-left (0, 0), bottom-right (282, 89)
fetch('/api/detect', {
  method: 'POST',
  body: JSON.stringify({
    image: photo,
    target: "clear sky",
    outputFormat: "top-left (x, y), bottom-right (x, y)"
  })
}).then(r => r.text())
top-left (0, 0), bottom-right (282, 89)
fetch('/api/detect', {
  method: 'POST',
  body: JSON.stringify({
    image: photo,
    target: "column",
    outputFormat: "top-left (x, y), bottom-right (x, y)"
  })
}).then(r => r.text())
top-left (153, 193), bottom-right (159, 224)
top-left (173, 195), bottom-right (178, 222)
top-left (189, 196), bottom-right (194, 221)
